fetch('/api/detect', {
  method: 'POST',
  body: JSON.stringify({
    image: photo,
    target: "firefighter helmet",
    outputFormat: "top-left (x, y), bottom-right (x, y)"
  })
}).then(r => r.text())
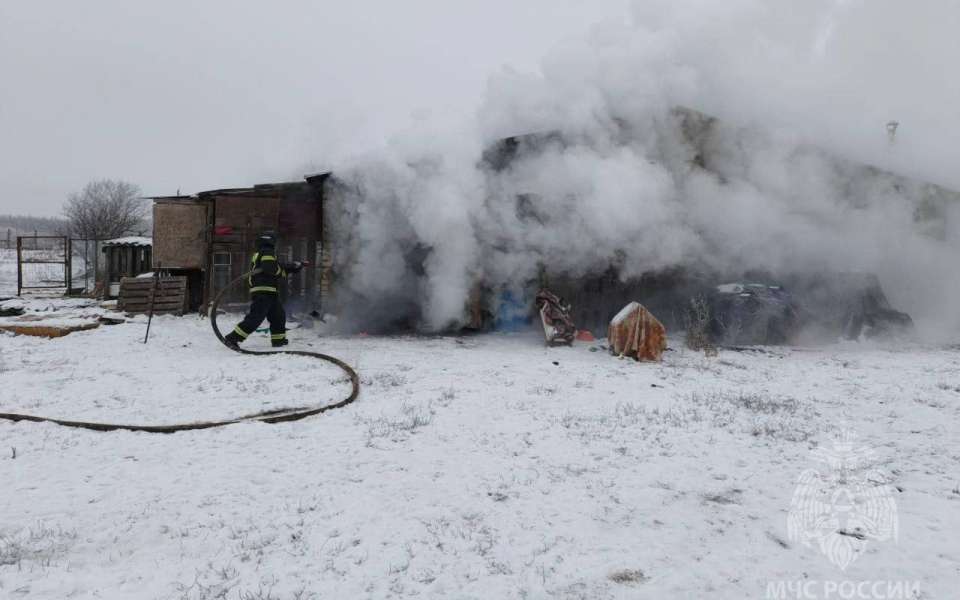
top-left (256, 231), bottom-right (277, 248)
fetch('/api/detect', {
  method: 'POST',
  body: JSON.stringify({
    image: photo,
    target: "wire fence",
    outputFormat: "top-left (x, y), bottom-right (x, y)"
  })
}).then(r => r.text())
top-left (13, 235), bottom-right (102, 295)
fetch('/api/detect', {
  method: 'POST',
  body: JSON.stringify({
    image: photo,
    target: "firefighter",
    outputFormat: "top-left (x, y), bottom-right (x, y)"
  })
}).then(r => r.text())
top-left (224, 231), bottom-right (305, 349)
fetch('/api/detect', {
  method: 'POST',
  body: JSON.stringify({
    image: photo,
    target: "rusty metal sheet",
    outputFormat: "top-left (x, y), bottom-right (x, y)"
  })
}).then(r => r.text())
top-left (608, 301), bottom-right (667, 362)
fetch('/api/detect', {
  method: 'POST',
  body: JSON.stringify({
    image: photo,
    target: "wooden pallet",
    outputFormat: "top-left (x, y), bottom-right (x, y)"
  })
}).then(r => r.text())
top-left (118, 276), bottom-right (188, 315)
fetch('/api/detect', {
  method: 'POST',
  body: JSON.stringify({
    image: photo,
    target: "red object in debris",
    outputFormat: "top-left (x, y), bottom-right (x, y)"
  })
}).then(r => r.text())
top-left (576, 330), bottom-right (596, 342)
top-left (214, 225), bottom-right (233, 235)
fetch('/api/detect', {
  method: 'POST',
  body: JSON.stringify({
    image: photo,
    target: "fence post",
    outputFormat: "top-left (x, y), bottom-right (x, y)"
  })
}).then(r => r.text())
top-left (65, 237), bottom-right (72, 293)
top-left (16, 237), bottom-right (22, 296)
top-left (93, 239), bottom-right (99, 297)
top-left (143, 261), bottom-right (161, 344)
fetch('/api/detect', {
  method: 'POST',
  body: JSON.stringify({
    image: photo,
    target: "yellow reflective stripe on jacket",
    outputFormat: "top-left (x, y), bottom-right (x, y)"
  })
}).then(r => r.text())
top-left (249, 286), bottom-right (278, 293)
top-left (247, 252), bottom-right (278, 285)
top-left (248, 252), bottom-right (259, 286)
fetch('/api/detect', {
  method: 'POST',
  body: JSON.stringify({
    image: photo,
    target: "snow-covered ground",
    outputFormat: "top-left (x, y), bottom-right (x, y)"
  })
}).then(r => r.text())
top-left (0, 248), bottom-right (18, 297)
top-left (1, 304), bottom-right (958, 598)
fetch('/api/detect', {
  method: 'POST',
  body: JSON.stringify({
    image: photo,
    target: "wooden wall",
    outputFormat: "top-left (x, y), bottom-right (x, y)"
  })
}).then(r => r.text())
top-left (209, 194), bottom-right (280, 303)
top-left (153, 200), bottom-right (209, 269)
top-left (278, 186), bottom-right (320, 303)
top-left (105, 245), bottom-right (152, 283)
top-left (150, 182), bottom-right (325, 310)
top-left (206, 184), bottom-right (323, 305)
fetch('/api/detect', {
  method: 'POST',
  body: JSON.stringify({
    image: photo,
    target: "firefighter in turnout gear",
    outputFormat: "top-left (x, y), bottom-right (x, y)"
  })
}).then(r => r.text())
top-left (223, 232), bottom-right (306, 349)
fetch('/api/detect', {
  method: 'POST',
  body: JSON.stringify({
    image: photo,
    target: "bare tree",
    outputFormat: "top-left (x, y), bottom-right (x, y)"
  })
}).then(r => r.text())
top-left (63, 180), bottom-right (147, 240)
top-left (684, 294), bottom-right (717, 356)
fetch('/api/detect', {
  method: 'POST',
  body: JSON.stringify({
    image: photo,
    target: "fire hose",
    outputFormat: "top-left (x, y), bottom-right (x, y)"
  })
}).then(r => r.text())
top-left (0, 270), bottom-right (360, 433)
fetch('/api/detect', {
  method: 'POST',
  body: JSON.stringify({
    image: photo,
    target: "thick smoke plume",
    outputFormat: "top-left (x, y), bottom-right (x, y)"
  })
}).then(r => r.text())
top-left (325, 0), bottom-right (960, 338)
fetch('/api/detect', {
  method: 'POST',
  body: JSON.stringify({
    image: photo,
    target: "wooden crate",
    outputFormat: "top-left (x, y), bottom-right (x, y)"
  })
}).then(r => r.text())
top-left (118, 276), bottom-right (188, 315)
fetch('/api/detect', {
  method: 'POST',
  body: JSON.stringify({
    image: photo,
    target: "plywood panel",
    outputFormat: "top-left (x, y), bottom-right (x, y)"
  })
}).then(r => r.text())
top-left (153, 201), bottom-right (209, 269)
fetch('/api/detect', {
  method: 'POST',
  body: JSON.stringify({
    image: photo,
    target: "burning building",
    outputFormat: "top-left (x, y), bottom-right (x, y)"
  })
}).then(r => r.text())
top-left (149, 108), bottom-right (958, 341)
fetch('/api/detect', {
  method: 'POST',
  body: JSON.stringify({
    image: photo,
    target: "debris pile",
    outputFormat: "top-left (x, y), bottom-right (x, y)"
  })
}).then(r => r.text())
top-left (706, 274), bottom-right (914, 346)
top-left (786, 273), bottom-right (914, 341)
top-left (708, 283), bottom-right (800, 346)
top-left (0, 301), bottom-right (25, 317)
top-left (608, 301), bottom-right (667, 362)
top-left (0, 298), bottom-right (110, 338)
top-left (535, 289), bottom-right (577, 346)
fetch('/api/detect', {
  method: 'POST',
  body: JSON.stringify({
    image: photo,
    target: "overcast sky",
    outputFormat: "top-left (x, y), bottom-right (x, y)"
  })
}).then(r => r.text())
top-left (0, 0), bottom-right (629, 216)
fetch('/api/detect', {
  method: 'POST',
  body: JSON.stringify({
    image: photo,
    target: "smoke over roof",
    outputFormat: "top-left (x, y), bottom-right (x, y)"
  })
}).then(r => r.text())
top-left (323, 1), bottom-right (960, 338)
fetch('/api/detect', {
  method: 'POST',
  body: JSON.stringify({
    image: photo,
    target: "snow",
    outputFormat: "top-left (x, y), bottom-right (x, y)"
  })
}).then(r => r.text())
top-left (0, 297), bottom-right (107, 330)
top-left (0, 248), bottom-right (19, 297)
top-left (611, 301), bottom-right (640, 325)
top-left (1, 300), bottom-right (958, 598)
top-left (716, 283), bottom-right (745, 294)
top-left (102, 236), bottom-right (152, 247)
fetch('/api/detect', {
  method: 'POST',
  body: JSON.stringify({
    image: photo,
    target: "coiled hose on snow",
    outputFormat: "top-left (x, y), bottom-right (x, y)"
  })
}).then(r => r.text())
top-left (0, 270), bottom-right (360, 433)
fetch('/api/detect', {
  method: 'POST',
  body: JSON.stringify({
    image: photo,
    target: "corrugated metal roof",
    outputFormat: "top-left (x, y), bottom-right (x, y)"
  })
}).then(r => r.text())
top-left (102, 236), bottom-right (152, 247)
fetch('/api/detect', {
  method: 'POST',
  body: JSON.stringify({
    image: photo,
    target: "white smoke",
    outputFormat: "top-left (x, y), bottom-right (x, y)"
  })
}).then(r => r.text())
top-left (326, 0), bottom-right (960, 337)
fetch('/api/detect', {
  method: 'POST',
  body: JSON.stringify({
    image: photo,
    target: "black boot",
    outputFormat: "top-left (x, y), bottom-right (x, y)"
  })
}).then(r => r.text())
top-left (272, 338), bottom-right (289, 348)
top-left (224, 331), bottom-right (243, 350)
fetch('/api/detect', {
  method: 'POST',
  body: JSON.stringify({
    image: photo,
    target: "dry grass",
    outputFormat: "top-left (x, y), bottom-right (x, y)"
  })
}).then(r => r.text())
top-left (359, 401), bottom-right (435, 446)
top-left (0, 522), bottom-right (77, 570)
top-left (559, 390), bottom-right (814, 444)
top-left (608, 568), bottom-right (648, 585)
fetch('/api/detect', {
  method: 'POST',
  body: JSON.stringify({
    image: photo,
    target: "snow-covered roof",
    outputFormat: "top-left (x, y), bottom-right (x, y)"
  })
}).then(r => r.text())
top-left (102, 236), bottom-right (152, 247)
top-left (611, 301), bottom-right (640, 325)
